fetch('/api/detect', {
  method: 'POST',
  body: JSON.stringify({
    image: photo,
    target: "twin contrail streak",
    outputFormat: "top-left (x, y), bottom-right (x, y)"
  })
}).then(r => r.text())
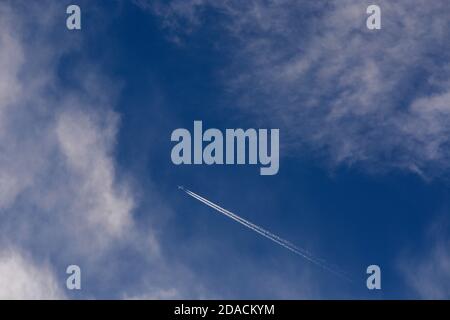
top-left (179, 186), bottom-right (352, 282)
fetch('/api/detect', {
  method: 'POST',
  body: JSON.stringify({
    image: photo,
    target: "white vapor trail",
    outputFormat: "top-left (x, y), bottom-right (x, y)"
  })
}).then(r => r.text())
top-left (179, 186), bottom-right (352, 282)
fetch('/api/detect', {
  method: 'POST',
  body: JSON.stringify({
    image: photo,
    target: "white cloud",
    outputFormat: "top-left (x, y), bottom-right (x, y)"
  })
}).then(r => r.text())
top-left (399, 219), bottom-right (450, 299)
top-left (55, 108), bottom-right (133, 240)
top-left (0, 1), bottom-right (135, 251)
top-left (0, 248), bottom-right (64, 299)
top-left (0, 1), bottom-right (154, 298)
top-left (147, 0), bottom-right (450, 177)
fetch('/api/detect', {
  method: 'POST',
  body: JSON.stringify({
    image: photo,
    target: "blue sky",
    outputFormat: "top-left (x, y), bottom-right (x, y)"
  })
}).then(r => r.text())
top-left (0, 0), bottom-right (449, 299)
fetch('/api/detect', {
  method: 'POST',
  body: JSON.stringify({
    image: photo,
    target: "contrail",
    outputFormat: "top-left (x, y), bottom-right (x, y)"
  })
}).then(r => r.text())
top-left (179, 186), bottom-right (352, 282)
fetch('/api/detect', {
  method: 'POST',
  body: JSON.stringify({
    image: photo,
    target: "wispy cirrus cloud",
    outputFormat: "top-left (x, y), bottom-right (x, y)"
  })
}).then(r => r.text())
top-left (0, 1), bottom-right (138, 296)
top-left (143, 0), bottom-right (450, 178)
top-left (0, 0), bottom-right (185, 298)
top-left (0, 248), bottom-right (65, 300)
top-left (0, 1), bottom-right (135, 250)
